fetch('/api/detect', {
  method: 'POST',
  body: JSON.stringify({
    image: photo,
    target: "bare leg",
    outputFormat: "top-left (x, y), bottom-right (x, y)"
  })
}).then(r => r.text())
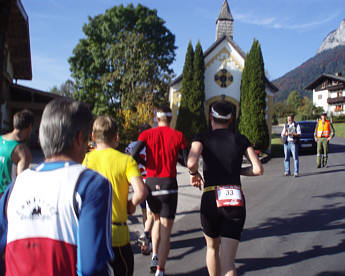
top-left (220, 237), bottom-right (239, 276)
top-left (204, 233), bottom-right (221, 276)
top-left (157, 217), bottom-right (174, 269)
top-left (144, 208), bottom-right (154, 233)
top-left (151, 213), bottom-right (161, 256)
top-left (141, 207), bottom-right (147, 228)
top-left (139, 207), bottom-right (153, 255)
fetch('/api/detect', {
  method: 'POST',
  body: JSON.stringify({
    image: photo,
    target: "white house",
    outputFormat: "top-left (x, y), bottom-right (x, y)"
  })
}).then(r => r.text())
top-left (305, 72), bottom-right (345, 116)
top-left (169, 0), bottom-right (278, 147)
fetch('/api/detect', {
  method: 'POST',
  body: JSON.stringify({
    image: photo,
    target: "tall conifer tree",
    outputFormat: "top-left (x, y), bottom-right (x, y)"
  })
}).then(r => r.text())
top-left (176, 41), bottom-right (194, 142)
top-left (238, 39), bottom-right (269, 150)
top-left (191, 41), bottom-right (207, 136)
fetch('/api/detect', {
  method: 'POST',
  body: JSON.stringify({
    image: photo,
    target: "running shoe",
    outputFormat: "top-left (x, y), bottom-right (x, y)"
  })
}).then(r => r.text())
top-left (155, 269), bottom-right (164, 276)
top-left (150, 256), bottom-right (158, 273)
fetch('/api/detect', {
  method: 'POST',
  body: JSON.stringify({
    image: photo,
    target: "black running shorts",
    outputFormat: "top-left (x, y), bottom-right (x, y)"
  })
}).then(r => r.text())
top-left (145, 177), bottom-right (178, 219)
top-left (111, 243), bottom-right (134, 276)
top-left (200, 189), bottom-right (246, 241)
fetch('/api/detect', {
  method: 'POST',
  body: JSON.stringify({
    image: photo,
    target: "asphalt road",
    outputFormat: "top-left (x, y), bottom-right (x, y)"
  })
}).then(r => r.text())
top-left (129, 135), bottom-right (345, 276)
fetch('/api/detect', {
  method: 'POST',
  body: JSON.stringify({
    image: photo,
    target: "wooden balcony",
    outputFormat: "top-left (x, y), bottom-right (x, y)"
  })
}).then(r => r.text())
top-left (327, 96), bottom-right (345, 104)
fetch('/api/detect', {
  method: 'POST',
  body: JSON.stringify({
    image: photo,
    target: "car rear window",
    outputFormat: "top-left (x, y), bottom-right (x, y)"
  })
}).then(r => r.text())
top-left (299, 123), bottom-right (316, 133)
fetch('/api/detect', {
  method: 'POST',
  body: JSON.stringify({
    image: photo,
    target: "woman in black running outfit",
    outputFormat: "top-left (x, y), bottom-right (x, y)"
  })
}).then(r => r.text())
top-left (187, 101), bottom-right (263, 276)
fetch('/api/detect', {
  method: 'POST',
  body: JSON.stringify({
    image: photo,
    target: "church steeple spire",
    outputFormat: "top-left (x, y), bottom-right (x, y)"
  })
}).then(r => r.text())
top-left (216, 0), bottom-right (234, 40)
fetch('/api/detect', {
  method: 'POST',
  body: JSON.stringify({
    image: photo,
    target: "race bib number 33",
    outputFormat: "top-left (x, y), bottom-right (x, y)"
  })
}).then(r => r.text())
top-left (215, 185), bottom-right (243, 208)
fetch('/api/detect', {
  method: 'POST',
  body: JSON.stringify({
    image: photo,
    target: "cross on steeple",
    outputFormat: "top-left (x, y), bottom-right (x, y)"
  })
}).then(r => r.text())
top-left (216, 0), bottom-right (234, 40)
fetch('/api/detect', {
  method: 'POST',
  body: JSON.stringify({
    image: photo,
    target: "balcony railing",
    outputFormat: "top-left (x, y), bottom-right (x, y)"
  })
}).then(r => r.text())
top-left (318, 83), bottom-right (345, 92)
top-left (327, 96), bottom-right (345, 104)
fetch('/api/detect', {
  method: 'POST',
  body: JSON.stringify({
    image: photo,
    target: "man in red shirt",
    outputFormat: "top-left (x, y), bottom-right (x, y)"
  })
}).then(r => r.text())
top-left (132, 106), bottom-right (187, 276)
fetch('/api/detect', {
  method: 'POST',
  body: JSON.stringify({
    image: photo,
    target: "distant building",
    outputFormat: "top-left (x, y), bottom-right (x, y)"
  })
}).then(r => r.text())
top-left (305, 72), bottom-right (345, 116)
top-left (169, 0), bottom-right (278, 148)
top-left (0, 0), bottom-right (59, 144)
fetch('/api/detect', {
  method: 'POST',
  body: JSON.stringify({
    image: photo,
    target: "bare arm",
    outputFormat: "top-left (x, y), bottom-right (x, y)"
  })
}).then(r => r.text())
top-left (12, 144), bottom-right (32, 175)
top-left (314, 121), bottom-right (319, 141)
top-left (128, 176), bottom-right (147, 215)
top-left (281, 125), bottom-right (287, 137)
top-left (187, 142), bottom-right (204, 190)
top-left (294, 123), bottom-right (301, 137)
top-left (240, 146), bottom-right (264, 176)
top-left (187, 142), bottom-right (202, 172)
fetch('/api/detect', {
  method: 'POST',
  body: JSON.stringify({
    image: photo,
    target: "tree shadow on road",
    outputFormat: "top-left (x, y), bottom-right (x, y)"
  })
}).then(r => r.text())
top-left (242, 203), bottom-right (345, 242)
top-left (312, 192), bottom-right (345, 199)
top-left (169, 235), bottom-right (205, 261)
top-left (239, 199), bottom-right (345, 274)
top-left (316, 272), bottom-right (345, 276)
top-left (301, 168), bottom-right (345, 177)
top-left (171, 227), bottom-right (202, 238)
top-left (165, 267), bottom-right (208, 276)
top-left (237, 239), bottom-right (345, 274)
top-left (329, 142), bottom-right (345, 154)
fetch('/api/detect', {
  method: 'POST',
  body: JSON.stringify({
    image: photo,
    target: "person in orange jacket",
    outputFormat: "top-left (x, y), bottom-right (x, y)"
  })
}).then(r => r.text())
top-left (314, 113), bottom-right (335, 168)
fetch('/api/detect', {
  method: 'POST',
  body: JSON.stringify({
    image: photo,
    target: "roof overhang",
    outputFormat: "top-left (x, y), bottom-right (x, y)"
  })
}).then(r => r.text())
top-left (7, 0), bottom-right (32, 80)
top-left (265, 77), bottom-right (279, 93)
top-left (305, 74), bottom-right (345, 90)
top-left (8, 83), bottom-right (61, 110)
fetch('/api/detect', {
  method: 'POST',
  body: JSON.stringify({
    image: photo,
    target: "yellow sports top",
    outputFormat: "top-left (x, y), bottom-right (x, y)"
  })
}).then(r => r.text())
top-left (83, 148), bottom-right (141, 247)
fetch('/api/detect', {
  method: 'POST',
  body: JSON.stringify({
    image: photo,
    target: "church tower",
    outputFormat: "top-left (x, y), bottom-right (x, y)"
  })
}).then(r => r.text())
top-left (216, 0), bottom-right (234, 40)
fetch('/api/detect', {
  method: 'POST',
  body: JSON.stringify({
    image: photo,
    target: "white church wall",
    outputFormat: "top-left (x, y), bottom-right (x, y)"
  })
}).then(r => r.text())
top-left (169, 82), bottom-right (182, 108)
top-left (204, 40), bottom-right (244, 104)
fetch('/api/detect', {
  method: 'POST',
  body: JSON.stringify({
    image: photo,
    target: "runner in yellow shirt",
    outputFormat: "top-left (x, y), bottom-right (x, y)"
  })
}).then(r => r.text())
top-left (83, 115), bottom-right (147, 276)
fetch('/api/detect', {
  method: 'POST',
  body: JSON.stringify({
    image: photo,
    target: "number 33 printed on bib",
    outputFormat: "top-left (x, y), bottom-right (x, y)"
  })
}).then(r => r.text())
top-left (215, 185), bottom-right (244, 208)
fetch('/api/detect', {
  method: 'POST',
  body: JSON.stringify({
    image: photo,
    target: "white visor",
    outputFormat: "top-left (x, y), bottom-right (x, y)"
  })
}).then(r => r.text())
top-left (156, 112), bottom-right (172, 118)
top-left (211, 107), bottom-right (232, 120)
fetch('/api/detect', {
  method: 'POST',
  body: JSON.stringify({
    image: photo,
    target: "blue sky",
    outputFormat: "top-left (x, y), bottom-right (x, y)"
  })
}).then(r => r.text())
top-left (19, 0), bottom-right (345, 91)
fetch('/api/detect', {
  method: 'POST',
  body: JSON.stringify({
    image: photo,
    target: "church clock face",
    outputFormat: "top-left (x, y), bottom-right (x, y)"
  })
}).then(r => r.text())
top-left (214, 69), bottom-right (233, 88)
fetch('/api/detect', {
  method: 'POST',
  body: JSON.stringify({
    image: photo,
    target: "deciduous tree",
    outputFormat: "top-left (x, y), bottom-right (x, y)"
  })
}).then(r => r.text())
top-left (286, 90), bottom-right (302, 111)
top-left (50, 80), bottom-right (75, 98)
top-left (69, 4), bottom-right (176, 117)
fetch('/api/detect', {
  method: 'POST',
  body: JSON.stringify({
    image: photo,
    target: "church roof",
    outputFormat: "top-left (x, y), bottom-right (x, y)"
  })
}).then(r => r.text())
top-left (204, 35), bottom-right (245, 60)
top-left (170, 35), bottom-right (278, 93)
top-left (170, 35), bottom-right (245, 86)
top-left (217, 0), bottom-right (233, 22)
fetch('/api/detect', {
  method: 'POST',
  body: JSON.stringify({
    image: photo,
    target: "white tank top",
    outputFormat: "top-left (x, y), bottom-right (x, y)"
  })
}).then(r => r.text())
top-left (6, 163), bottom-right (85, 246)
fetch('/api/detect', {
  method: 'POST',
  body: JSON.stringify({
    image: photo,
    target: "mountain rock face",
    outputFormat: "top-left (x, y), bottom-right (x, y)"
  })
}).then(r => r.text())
top-left (317, 19), bottom-right (345, 54)
top-left (273, 19), bottom-right (345, 102)
top-left (273, 45), bottom-right (345, 102)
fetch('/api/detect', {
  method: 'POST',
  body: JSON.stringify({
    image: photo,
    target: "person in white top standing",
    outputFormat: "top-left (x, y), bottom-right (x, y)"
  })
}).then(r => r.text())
top-left (281, 114), bottom-right (301, 177)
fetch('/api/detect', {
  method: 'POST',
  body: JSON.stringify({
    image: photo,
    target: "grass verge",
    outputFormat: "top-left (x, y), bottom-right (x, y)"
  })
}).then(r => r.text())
top-left (333, 122), bottom-right (345, 139)
top-left (271, 133), bottom-right (284, 158)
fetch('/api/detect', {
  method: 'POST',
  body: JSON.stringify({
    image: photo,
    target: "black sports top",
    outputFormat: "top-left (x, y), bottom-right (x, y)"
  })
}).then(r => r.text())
top-left (193, 129), bottom-right (251, 187)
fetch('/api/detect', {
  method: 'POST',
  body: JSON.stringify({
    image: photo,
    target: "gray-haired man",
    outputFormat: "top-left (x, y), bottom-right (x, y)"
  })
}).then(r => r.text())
top-left (0, 98), bottom-right (114, 276)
